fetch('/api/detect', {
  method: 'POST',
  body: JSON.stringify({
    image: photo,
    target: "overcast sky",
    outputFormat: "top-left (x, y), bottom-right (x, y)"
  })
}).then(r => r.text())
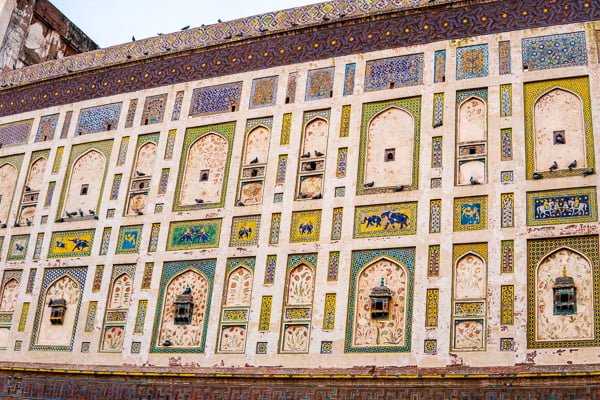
top-left (52, 0), bottom-right (318, 48)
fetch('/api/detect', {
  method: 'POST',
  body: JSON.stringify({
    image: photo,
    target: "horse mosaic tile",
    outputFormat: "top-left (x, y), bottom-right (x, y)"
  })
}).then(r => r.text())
top-left (230, 215), bottom-right (261, 247)
top-left (522, 32), bottom-right (587, 71)
top-left (166, 219), bottom-right (221, 251)
top-left (250, 76), bottom-right (278, 109)
top-left (456, 44), bottom-right (489, 80)
top-left (501, 193), bottom-right (514, 228)
top-left (0, 119), bottom-right (32, 146)
top-left (189, 82), bottom-right (243, 116)
top-left (343, 63), bottom-right (356, 96)
top-left (115, 225), bottom-right (143, 255)
top-left (364, 54), bottom-right (424, 92)
top-left (76, 103), bottom-right (121, 135)
top-left (434, 50), bottom-right (446, 83)
top-left (35, 114), bottom-right (59, 142)
top-left (124, 99), bottom-right (137, 128)
top-left (305, 67), bottom-right (335, 101)
top-left (290, 210), bottom-right (321, 243)
top-left (264, 255), bottom-right (277, 285)
top-left (269, 213), bottom-right (282, 245)
top-left (527, 187), bottom-right (597, 226)
top-left (141, 94), bottom-right (167, 125)
top-left (346, 248), bottom-right (415, 353)
top-left (354, 202), bottom-right (417, 238)
top-left (453, 196), bottom-right (488, 231)
top-left (499, 40), bottom-right (511, 75)
top-left (171, 91), bottom-right (184, 121)
top-left (7, 235), bottom-right (30, 261)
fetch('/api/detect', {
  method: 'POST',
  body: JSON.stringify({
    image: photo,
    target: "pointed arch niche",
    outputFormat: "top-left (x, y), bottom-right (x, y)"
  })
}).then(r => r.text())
top-left (0, 163), bottom-right (19, 225)
top-left (456, 91), bottom-right (487, 185)
top-left (125, 135), bottom-right (158, 216)
top-left (357, 97), bottom-right (421, 195)
top-left (18, 153), bottom-right (48, 225)
top-left (100, 266), bottom-right (135, 352)
top-left (451, 244), bottom-right (487, 352)
top-left (525, 77), bottom-right (595, 179)
top-left (296, 111), bottom-right (330, 201)
top-left (237, 119), bottom-right (272, 206)
top-left (217, 258), bottom-right (255, 353)
top-left (175, 122), bottom-right (235, 211)
top-left (36, 275), bottom-right (81, 347)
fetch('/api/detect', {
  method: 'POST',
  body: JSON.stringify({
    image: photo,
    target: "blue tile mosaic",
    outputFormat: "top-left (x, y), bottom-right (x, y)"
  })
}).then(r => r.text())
top-left (171, 91), bottom-right (184, 121)
top-left (35, 114), bottom-right (59, 142)
top-left (522, 32), bottom-right (587, 71)
top-left (76, 103), bottom-right (122, 135)
top-left (141, 94), bottom-right (168, 125)
top-left (0, 119), bottom-right (32, 146)
top-left (456, 44), bottom-right (489, 80)
top-left (189, 82), bottom-right (243, 116)
top-left (305, 67), bottom-right (335, 101)
top-left (343, 63), bottom-right (356, 96)
top-left (364, 53), bottom-right (424, 92)
top-left (434, 50), bottom-right (446, 83)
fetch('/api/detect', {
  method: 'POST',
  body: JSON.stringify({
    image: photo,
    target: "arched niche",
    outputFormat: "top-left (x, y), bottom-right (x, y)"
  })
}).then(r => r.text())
top-left (364, 107), bottom-right (415, 187)
top-left (26, 157), bottom-right (47, 192)
top-left (158, 269), bottom-right (208, 348)
top-left (533, 88), bottom-right (586, 172)
top-left (36, 275), bottom-right (81, 346)
top-left (63, 150), bottom-right (106, 215)
top-left (108, 273), bottom-right (133, 309)
top-left (535, 247), bottom-right (593, 341)
top-left (179, 133), bottom-right (228, 206)
top-left (224, 266), bottom-right (253, 307)
top-left (457, 159), bottom-right (485, 185)
top-left (0, 163), bottom-right (18, 224)
top-left (244, 126), bottom-right (270, 165)
top-left (133, 142), bottom-right (157, 176)
top-left (457, 97), bottom-right (487, 143)
top-left (454, 253), bottom-right (486, 300)
top-left (302, 118), bottom-right (329, 157)
top-left (0, 279), bottom-right (19, 312)
top-left (286, 263), bottom-right (315, 306)
top-left (352, 258), bottom-right (408, 347)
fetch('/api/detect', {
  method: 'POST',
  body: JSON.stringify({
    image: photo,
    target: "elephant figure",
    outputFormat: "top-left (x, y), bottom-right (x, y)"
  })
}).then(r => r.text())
top-left (381, 211), bottom-right (410, 229)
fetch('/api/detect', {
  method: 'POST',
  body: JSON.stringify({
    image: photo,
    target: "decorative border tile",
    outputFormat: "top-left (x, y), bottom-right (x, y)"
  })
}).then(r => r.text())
top-left (269, 213), bottom-right (281, 245)
top-left (500, 84), bottom-right (512, 117)
top-left (501, 193), bottom-right (514, 228)
top-left (323, 293), bottom-right (336, 331)
top-left (501, 240), bottom-right (514, 274)
top-left (428, 245), bottom-right (440, 277)
top-left (134, 300), bottom-right (148, 334)
top-left (343, 63), bottom-right (356, 96)
top-left (339, 105), bottom-right (351, 137)
top-left (522, 32), bottom-right (587, 71)
top-left (331, 208), bottom-right (343, 241)
top-left (433, 93), bottom-right (444, 127)
top-left (501, 128), bottom-right (513, 161)
top-left (264, 255), bottom-right (276, 285)
top-left (498, 40), bottom-right (511, 75)
top-left (280, 113), bottom-right (292, 145)
top-left (429, 199), bottom-right (442, 234)
top-left (434, 49), bottom-right (446, 83)
top-left (141, 262), bottom-right (153, 289)
top-left (364, 54), bottom-right (424, 92)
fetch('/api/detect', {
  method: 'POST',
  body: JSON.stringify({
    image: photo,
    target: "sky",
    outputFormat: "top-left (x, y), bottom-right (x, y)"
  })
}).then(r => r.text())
top-left (52, 0), bottom-right (318, 48)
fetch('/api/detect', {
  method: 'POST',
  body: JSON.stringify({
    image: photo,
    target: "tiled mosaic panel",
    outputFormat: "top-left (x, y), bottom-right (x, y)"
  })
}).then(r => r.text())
top-left (285, 72), bottom-right (298, 104)
top-left (134, 300), bottom-right (148, 334)
top-left (320, 341), bottom-right (333, 354)
top-left (131, 341), bottom-right (142, 354)
top-left (116, 225), bottom-right (143, 254)
top-left (7, 235), bottom-right (29, 261)
top-left (501, 170), bottom-right (514, 184)
top-left (501, 240), bottom-right (514, 273)
top-left (164, 130), bottom-right (176, 160)
top-left (52, 147), bottom-right (63, 173)
top-left (323, 293), bottom-right (336, 331)
top-left (500, 84), bottom-right (512, 117)
top-left (124, 99), bottom-right (137, 128)
top-left (81, 342), bottom-right (90, 353)
top-left (33, 233), bottom-right (44, 260)
top-left (500, 337), bottom-right (515, 352)
top-left (499, 40), bottom-right (511, 75)
top-left (431, 136), bottom-right (442, 168)
top-left (364, 53), bottom-right (424, 92)
top-left (522, 32), bottom-right (587, 71)
top-left (273, 193), bottom-right (283, 203)
top-left (13, 341), bottom-right (22, 351)
top-left (117, 137), bottom-right (129, 166)
top-left (434, 49), bottom-right (446, 83)
top-left (425, 288), bottom-right (439, 327)
top-left (305, 67), bottom-right (335, 100)
top-left (0, 119), bottom-right (32, 146)
top-left (501, 129), bottom-right (512, 161)
top-left (328, 251), bottom-right (340, 281)
top-left (433, 93), bottom-right (444, 127)
top-left (141, 263), bottom-right (153, 289)
top-left (336, 148), bottom-right (348, 178)
top-left (343, 63), bottom-right (356, 96)
top-left (424, 339), bottom-right (437, 355)
top-left (171, 91), bottom-right (185, 121)
top-left (280, 113), bottom-right (292, 145)
top-left (110, 174), bottom-right (122, 200)
top-left (431, 178), bottom-right (442, 189)
top-left (339, 105), bottom-right (351, 137)
top-left (256, 342), bottom-right (267, 354)
top-left (18, 303), bottom-right (29, 332)
top-left (189, 81), bottom-right (243, 116)
top-left (35, 114), bottom-right (59, 142)
top-left (264, 255), bottom-right (276, 285)
top-left (501, 193), bottom-right (514, 228)
top-left (501, 285), bottom-right (514, 325)
top-left (99, 228), bottom-right (111, 256)
top-left (44, 182), bottom-right (56, 208)
top-left (76, 103), bottom-right (121, 135)
top-left (453, 196), bottom-right (488, 231)
top-left (269, 213), bottom-right (281, 245)
top-left (92, 265), bottom-right (104, 292)
top-left (429, 199), bottom-right (442, 233)
top-left (60, 111), bottom-right (72, 138)
top-left (250, 76), bottom-right (278, 109)
top-left (230, 215), bottom-right (261, 247)
top-left (331, 208), bottom-right (343, 241)
top-left (148, 223), bottom-right (160, 252)
top-left (526, 187), bottom-right (597, 226)
top-left (428, 245), bottom-right (440, 277)
top-left (159, 169), bottom-right (169, 195)
top-left (258, 296), bottom-right (272, 331)
top-left (84, 301), bottom-right (98, 332)
top-left (456, 44), bottom-right (489, 80)
top-left (334, 186), bottom-right (345, 198)
top-left (25, 269), bottom-right (36, 294)
top-left (142, 94), bottom-right (168, 125)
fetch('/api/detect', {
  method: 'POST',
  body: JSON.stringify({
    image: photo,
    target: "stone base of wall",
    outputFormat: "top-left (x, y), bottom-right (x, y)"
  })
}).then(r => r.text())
top-left (2, 364), bottom-right (600, 399)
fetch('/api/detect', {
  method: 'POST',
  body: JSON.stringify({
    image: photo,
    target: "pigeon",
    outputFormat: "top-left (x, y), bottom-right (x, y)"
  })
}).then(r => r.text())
top-left (26, 219), bottom-right (31, 226)
top-left (249, 157), bottom-right (259, 164)
top-left (301, 152), bottom-right (311, 158)
top-left (394, 185), bottom-right (405, 192)
top-left (237, 201), bottom-right (245, 206)
top-left (532, 172), bottom-right (543, 180)
top-left (195, 199), bottom-right (204, 204)
top-left (549, 161), bottom-right (558, 171)
top-left (582, 168), bottom-right (595, 177)
top-left (568, 160), bottom-right (577, 171)
top-left (136, 171), bottom-right (146, 177)
top-left (181, 25), bottom-right (190, 30)
top-left (299, 192), bottom-right (310, 199)
top-left (135, 210), bottom-right (144, 216)
top-left (89, 210), bottom-right (96, 216)
top-left (364, 181), bottom-right (375, 188)
top-left (132, 36), bottom-right (136, 41)
top-left (78, 209), bottom-right (84, 217)
top-left (314, 150), bottom-right (325, 157)
top-left (312, 193), bottom-right (322, 199)
top-left (469, 176), bottom-right (481, 185)
top-left (25, 186), bottom-right (31, 192)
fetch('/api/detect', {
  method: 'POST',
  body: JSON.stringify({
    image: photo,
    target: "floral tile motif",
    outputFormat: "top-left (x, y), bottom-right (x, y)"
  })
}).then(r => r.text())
top-left (323, 294), bottom-right (336, 331)
top-left (256, 341), bottom-right (268, 354)
top-left (456, 44), bottom-right (489, 80)
top-left (500, 338), bottom-right (515, 352)
top-left (290, 210), bottom-right (322, 243)
top-left (76, 103), bottom-right (121, 135)
top-left (99, 228), bottom-right (111, 256)
top-left (501, 285), bottom-right (514, 325)
top-left (522, 32), bottom-right (587, 71)
top-left (434, 50), bottom-right (446, 83)
top-left (141, 263), bottom-right (153, 289)
top-left (25, 269), bottom-right (36, 294)
top-left (110, 174), bottom-right (122, 200)
top-left (285, 72), bottom-right (298, 104)
top-left (431, 178), bottom-right (442, 189)
top-left (84, 301), bottom-right (97, 332)
top-left (320, 341), bottom-right (333, 354)
top-left (131, 341), bottom-right (142, 354)
top-left (354, 202), bottom-right (417, 238)
top-left (276, 155), bottom-right (287, 185)
top-left (453, 196), bottom-right (488, 231)
top-left (336, 148), bottom-right (348, 178)
top-left (269, 213), bottom-right (282, 245)
top-left (501, 193), bottom-right (514, 228)
top-left (429, 200), bottom-right (442, 233)
top-left (424, 339), bottom-right (437, 355)
top-left (189, 82), bottom-right (243, 116)
top-left (230, 215), bottom-right (261, 247)
top-left (331, 208), bottom-right (343, 241)
top-left (117, 137), bottom-right (129, 166)
top-left (433, 93), bottom-right (444, 127)
top-left (501, 129), bottom-right (512, 161)
top-left (501, 170), bottom-right (514, 184)
top-left (305, 67), bottom-right (335, 101)
top-left (115, 225), bottom-right (143, 255)
top-left (164, 130), bottom-right (177, 160)
top-left (339, 105), bottom-right (351, 137)
top-left (92, 265), bottom-right (104, 292)
top-left (280, 113), bottom-right (292, 145)
top-left (134, 300), bottom-right (148, 334)
top-left (500, 84), bottom-right (512, 117)
top-left (526, 187), bottom-right (597, 226)
top-left (335, 187), bottom-right (345, 198)
top-left (171, 91), bottom-right (185, 121)
top-left (364, 54), bottom-right (424, 92)
top-left (148, 223), bottom-right (160, 252)
top-left (501, 240), bottom-right (514, 274)
top-left (35, 114), bottom-right (59, 142)
top-left (428, 245), bottom-right (440, 277)
top-left (250, 76), bottom-right (278, 109)
top-left (33, 233), bottom-right (44, 260)
top-left (259, 296), bottom-right (272, 332)
top-left (166, 219), bottom-right (221, 251)
top-left (60, 111), bottom-right (72, 139)
top-left (343, 63), bottom-right (356, 96)
top-left (264, 255), bottom-right (276, 285)
top-left (328, 251), bottom-right (340, 281)
top-left (18, 303), bottom-right (29, 332)
top-left (499, 40), bottom-right (511, 75)
top-left (431, 136), bottom-right (442, 168)
top-left (141, 93), bottom-right (168, 125)
top-left (124, 99), bottom-right (137, 128)
top-left (426, 288), bottom-right (439, 327)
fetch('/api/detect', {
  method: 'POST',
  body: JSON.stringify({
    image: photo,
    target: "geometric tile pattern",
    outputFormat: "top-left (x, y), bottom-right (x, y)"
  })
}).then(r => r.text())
top-left (0, 119), bottom-right (32, 146)
top-left (133, 300), bottom-right (148, 334)
top-left (110, 174), bottom-right (122, 200)
top-left (164, 130), bottom-right (177, 160)
top-left (280, 113), bottom-right (292, 145)
top-left (501, 128), bottom-right (512, 161)
top-left (432, 136), bottom-right (442, 168)
top-left (500, 285), bottom-right (514, 325)
top-left (25, 268), bottom-right (36, 294)
top-left (158, 169), bottom-right (169, 195)
top-left (124, 99), bottom-right (138, 128)
top-left (141, 94), bottom-right (167, 125)
top-left (84, 301), bottom-right (97, 332)
top-left (364, 54), bottom-right (424, 92)
top-left (18, 302), bottom-right (29, 332)
top-left (433, 93), bottom-right (444, 127)
top-left (269, 213), bottom-right (281, 245)
top-left (327, 251), bottom-right (340, 282)
top-left (501, 240), bottom-right (514, 274)
top-left (343, 63), bottom-right (356, 96)
top-left (258, 296), bottom-right (272, 332)
top-left (501, 170), bottom-right (514, 184)
top-left (35, 114), bottom-right (59, 142)
top-left (336, 148), bottom-right (348, 178)
top-left (424, 339), bottom-right (437, 355)
top-left (522, 32), bottom-right (587, 71)
top-left (92, 265), bottom-right (104, 292)
top-left (276, 155), bottom-right (287, 185)
top-left (305, 67), bottom-right (335, 101)
top-left (250, 76), bottom-right (278, 109)
top-left (320, 341), bottom-right (333, 354)
top-left (286, 72), bottom-right (298, 104)
top-left (264, 255), bottom-right (276, 285)
top-left (322, 293), bottom-right (336, 331)
top-left (189, 82), bottom-right (243, 116)
top-left (60, 111), bottom-right (72, 139)
top-left (500, 84), bottom-right (512, 117)
top-left (148, 223), bottom-right (160, 253)
top-left (99, 228), bottom-right (111, 256)
top-left (76, 103), bottom-right (121, 135)
top-left (429, 199), bottom-right (442, 233)
top-left (33, 233), bottom-right (44, 260)
top-left (117, 137), bottom-right (129, 166)
top-left (256, 341), bottom-right (267, 354)
top-left (428, 245), bottom-right (440, 277)
top-left (339, 105), bottom-right (351, 137)
top-left (52, 147), bottom-right (64, 174)
top-left (500, 337), bottom-right (515, 352)
top-left (456, 44), bottom-right (489, 80)
top-left (331, 208), bottom-right (343, 241)
top-left (425, 288), bottom-right (439, 327)
top-left (141, 262), bottom-right (153, 290)
top-left (171, 91), bottom-right (185, 121)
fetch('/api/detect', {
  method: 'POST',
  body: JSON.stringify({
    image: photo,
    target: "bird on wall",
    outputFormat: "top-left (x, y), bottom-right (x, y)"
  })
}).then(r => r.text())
top-left (301, 152), bottom-right (311, 158)
top-left (549, 161), bottom-right (558, 171)
top-left (568, 160), bottom-right (577, 170)
top-left (181, 26), bottom-right (190, 30)
top-left (364, 181), bottom-right (375, 188)
top-left (315, 150), bottom-right (325, 157)
top-left (582, 168), bottom-right (595, 177)
top-left (136, 171), bottom-right (146, 177)
top-left (312, 193), bottom-right (322, 199)
top-left (532, 172), bottom-right (543, 180)
top-left (195, 199), bottom-right (204, 204)
top-left (132, 36), bottom-right (136, 41)
top-left (469, 176), bottom-right (481, 185)
top-left (395, 185), bottom-right (405, 192)
top-left (249, 157), bottom-right (259, 164)
top-left (237, 201), bottom-right (245, 206)
top-left (299, 192), bottom-right (310, 199)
